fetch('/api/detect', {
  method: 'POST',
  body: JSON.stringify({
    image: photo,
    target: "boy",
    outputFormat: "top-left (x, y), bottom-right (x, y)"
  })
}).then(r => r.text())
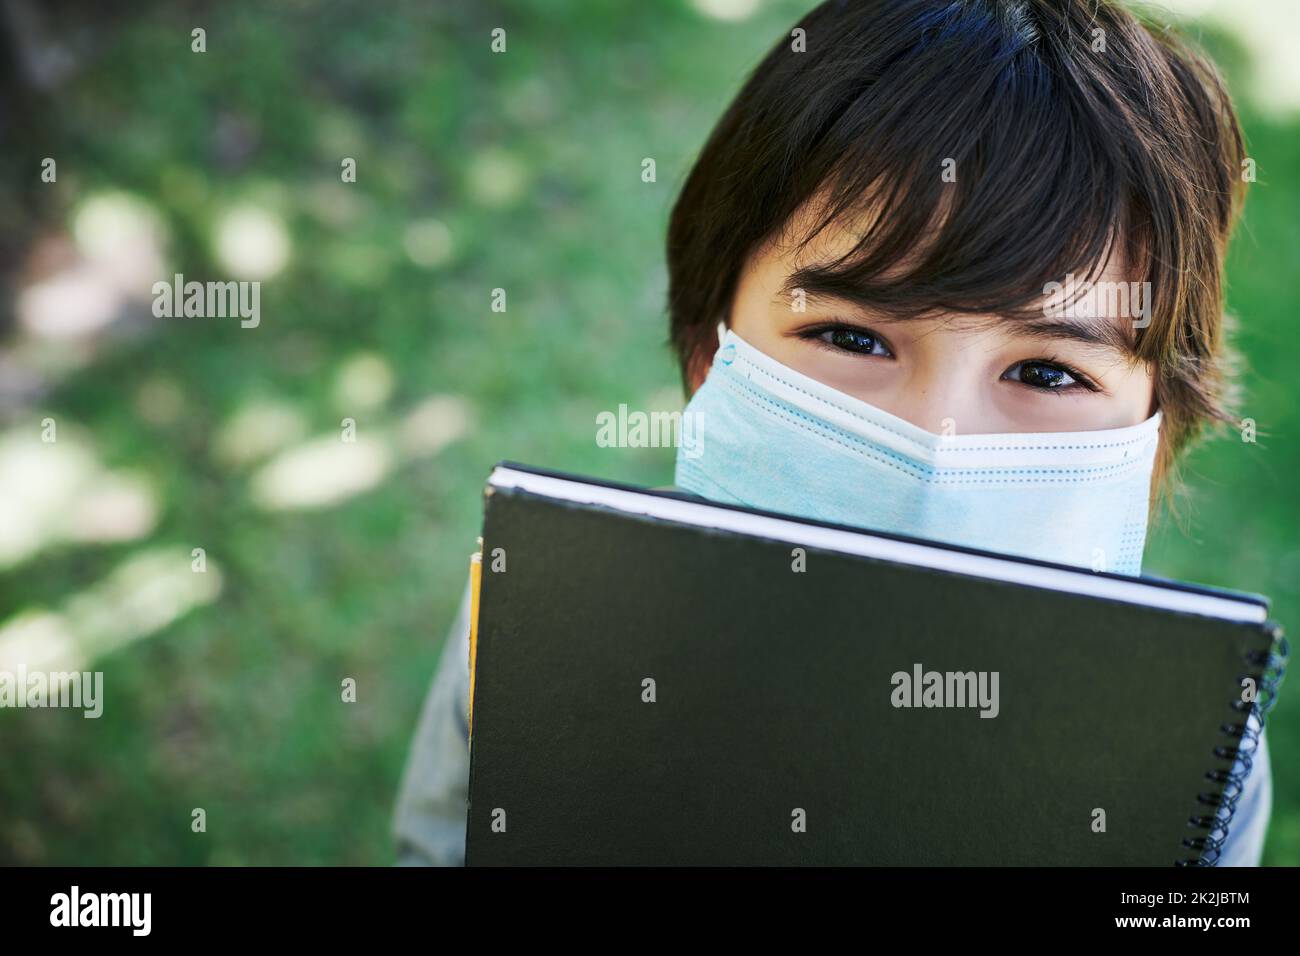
top-left (394, 0), bottom-right (1269, 865)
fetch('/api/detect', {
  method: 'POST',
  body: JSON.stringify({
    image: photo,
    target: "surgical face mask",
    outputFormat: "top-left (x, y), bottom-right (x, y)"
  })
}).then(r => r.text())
top-left (675, 329), bottom-right (1162, 576)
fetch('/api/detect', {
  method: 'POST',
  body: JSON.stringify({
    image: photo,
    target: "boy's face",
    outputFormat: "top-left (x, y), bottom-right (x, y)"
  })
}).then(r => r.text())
top-left (711, 209), bottom-right (1155, 437)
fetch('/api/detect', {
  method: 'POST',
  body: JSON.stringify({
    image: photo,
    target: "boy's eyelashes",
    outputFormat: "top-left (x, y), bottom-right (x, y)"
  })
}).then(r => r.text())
top-left (797, 322), bottom-right (893, 358)
top-left (1000, 358), bottom-right (1101, 395)
top-left (790, 320), bottom-right (1103, 395)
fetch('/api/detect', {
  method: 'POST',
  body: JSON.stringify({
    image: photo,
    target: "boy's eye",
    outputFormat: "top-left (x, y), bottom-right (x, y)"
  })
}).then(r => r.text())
top-left (1003, 360), bottom-right (1083, 391)
top-left (820, 327), bottom-right (891, 356)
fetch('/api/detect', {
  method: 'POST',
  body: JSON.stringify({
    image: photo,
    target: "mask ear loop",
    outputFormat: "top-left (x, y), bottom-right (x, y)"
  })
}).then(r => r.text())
top-left (716, 319), bottom-right (727, 346)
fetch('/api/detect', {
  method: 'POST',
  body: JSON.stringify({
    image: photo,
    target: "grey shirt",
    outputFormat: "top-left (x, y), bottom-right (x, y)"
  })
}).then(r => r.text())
top-left (392, 578), bottom-right (1272, 866)
top-left (393, 579), bottom-right (474, 866)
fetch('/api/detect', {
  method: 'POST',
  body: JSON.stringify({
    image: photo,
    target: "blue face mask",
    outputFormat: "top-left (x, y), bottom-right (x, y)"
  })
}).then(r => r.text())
top-left (675, 329), bottom-right (1162, 576)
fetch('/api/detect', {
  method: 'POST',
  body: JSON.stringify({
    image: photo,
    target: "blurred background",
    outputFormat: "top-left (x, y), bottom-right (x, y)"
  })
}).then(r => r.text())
top-left (0, 0), bottom-right (1295, 865)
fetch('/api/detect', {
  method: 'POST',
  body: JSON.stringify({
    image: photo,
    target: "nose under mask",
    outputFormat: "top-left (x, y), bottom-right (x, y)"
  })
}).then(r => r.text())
top-left (674, 329), bottom-right (1162, 576)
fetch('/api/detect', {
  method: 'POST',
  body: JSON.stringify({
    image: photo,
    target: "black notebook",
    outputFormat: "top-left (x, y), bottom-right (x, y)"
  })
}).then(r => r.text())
top-left (464, 462), bottom-right (1287, 866)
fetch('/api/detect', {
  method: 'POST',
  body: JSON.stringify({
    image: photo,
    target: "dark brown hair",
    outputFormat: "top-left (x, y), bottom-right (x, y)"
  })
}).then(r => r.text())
top-left (666, 0), bottom-right (1247, 487)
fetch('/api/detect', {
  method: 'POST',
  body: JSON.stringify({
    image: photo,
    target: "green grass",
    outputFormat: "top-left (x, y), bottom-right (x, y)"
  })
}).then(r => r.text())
top-left (0, 0), bottom-right (1296, 865)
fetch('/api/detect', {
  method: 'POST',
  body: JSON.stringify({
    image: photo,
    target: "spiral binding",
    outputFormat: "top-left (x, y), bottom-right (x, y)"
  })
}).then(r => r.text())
top-left (1176, 630), bottom-right (1289, 866)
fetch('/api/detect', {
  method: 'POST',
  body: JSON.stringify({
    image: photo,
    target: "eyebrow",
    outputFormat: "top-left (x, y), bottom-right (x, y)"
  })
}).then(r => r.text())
top-left (1000, 314), bottom-right (1138, 357)
top-left (774, 277), bottom-right (1140, 358)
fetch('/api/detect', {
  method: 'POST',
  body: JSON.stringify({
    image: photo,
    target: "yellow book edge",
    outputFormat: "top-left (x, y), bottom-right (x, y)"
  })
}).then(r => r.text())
top-left (467, 537), bottom-right (482, 743)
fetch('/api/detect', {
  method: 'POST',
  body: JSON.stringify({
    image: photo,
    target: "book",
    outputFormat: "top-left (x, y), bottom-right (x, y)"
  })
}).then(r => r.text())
top-left (464, 462), bottom-right (1288, 866)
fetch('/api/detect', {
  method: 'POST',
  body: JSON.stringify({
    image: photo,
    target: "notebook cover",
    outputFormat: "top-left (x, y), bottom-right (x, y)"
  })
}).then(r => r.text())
top-left (465, 469), bottom-right (1281, 865)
